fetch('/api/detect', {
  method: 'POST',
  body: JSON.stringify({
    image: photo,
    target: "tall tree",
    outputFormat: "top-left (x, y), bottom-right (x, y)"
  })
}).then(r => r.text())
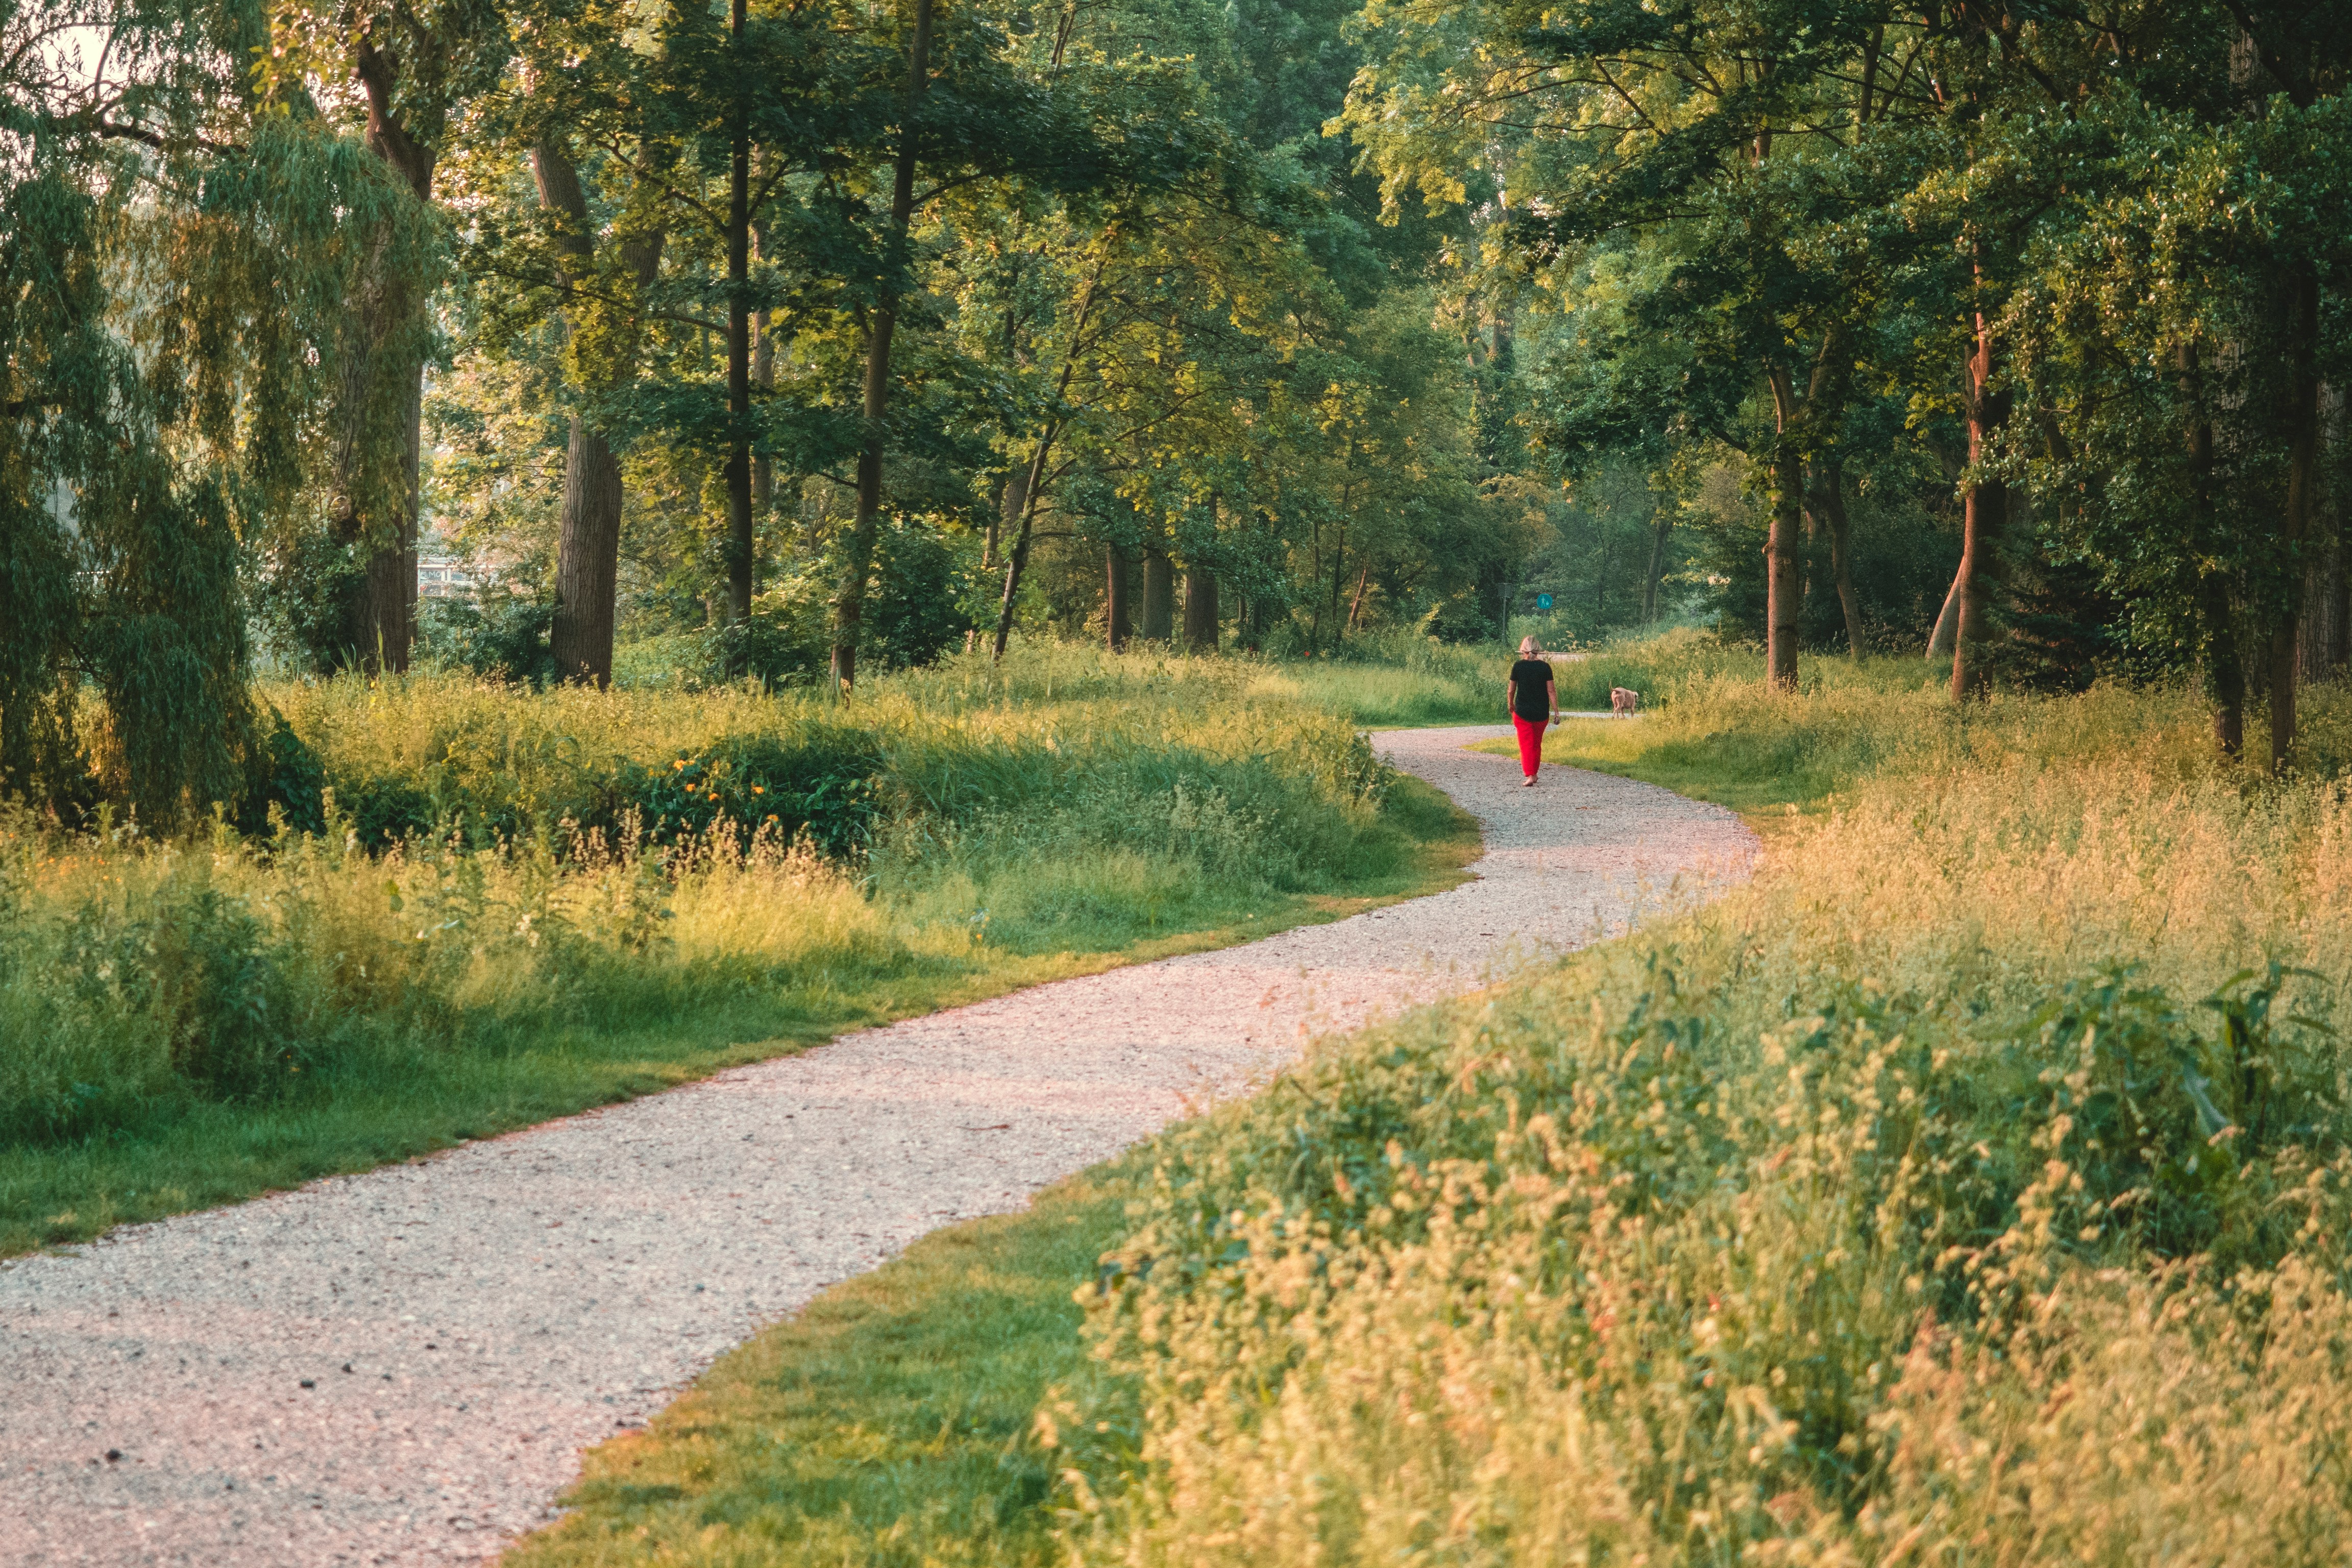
top-left (830, 0), bottom-right (933, 692)
top-left (275, 0), bottom-right (510, 672)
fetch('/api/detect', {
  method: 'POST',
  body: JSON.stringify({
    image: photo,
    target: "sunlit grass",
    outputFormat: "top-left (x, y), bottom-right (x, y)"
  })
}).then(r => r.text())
top-left (1055, 663), bottom-right (2352, 1565)
top-left (0, 645), bottom-right (1478, 1255)
top-left (506, 1168), bottom-right (1136, 1568)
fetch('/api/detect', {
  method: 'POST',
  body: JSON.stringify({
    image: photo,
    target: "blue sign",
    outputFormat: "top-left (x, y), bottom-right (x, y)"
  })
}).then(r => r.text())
top-left (1534, 592), bottom-right (1554, 611)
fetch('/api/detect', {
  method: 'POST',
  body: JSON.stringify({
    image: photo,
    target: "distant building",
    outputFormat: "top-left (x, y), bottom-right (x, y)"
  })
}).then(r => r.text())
top-left (418, 552), bottom-right (477, 601)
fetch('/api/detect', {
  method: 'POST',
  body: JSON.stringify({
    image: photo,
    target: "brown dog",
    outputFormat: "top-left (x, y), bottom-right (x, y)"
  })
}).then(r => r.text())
top-left (1610, 687), bottom-right (1640, 717)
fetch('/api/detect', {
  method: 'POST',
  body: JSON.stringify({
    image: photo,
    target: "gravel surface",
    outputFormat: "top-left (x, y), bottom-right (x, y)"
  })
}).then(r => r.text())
top-left (0, 728), bottom-right (1753, 1567)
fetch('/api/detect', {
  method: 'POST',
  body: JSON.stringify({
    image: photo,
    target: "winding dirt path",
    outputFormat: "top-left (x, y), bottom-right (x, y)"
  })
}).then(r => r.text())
top-left (0, 728), bottom-right (1753, 1567)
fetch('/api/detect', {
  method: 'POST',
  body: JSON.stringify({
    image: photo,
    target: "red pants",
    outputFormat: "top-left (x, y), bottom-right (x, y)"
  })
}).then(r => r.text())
top-left (1512, 714), bottom-right (1546, 777)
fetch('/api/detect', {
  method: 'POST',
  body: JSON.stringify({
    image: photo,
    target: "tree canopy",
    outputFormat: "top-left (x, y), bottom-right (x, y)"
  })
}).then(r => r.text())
top-left (6, 0), bottom-right (2349, 823)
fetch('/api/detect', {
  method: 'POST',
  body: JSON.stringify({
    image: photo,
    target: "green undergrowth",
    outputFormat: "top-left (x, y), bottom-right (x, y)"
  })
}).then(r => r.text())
top-left (515, 644), bottom-right (2352, 1567)
top-left (0, 644), bottom-right (1478, 1256)
top-left (1049, 673), bottom-right (2352, 1564)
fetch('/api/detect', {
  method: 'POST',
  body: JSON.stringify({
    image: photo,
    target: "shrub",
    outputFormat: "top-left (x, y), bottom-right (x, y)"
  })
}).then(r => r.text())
top-left (615, 730), bottom-right (884, 857)
top-left (234, 712), bottom-right (326, 839)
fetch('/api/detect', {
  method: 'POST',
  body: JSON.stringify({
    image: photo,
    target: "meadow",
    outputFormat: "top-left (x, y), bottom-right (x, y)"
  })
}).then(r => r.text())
top-left (0, 644), bottom-right (1475, 1255)
top-left (521, 642), bottom-right (2352, 1566)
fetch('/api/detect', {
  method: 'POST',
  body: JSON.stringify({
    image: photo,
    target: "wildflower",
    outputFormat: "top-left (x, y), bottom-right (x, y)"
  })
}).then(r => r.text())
top-left (674, 759), bottom-right (688, 771)
top-left (752, 785), bottom-right (764, 795)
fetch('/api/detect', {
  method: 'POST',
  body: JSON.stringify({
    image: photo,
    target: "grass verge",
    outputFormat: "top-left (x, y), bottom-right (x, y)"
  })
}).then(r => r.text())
top-left (505, 1168), bottom-right (1138, 1568)
top-left (1047, 668), bottom-right (2352, 1564)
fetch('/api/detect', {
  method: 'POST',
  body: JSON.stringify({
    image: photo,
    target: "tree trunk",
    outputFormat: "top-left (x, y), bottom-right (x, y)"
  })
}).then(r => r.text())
top-left (550, 423), bottom-right (623, 685)
top-left (1926, 568), bottom-right (1960, 658)
top-left (751, 305), bottom-right (774, 537)
top-left (1643, 513), bottom-right (1672, 623)
top-left (1952, 304), bottom-right (2010, 701)
top-left (2301, 527), bottom-right (2347, 684)
top-left (1326, 528), bottom-right (1348, 649)
top-left (2180, 339), bottom-right (2243, 754)
top-left (1810, 455), bottom-right (1867, 656)
top-left (987, 232), bottom-right (1119, 663)
top-left (1141, 551), bottom-right (1174, 640)
top-left (1762, 366), bottom-right (1802, 691)
top-left (351, 365), bottom-right (422, 673)
top-left (2211, 579), bottom-right (2247, 757)
top-left (717, 0), bottom-right (756, 671)
top-left (990, 438), bottom-right (1054, 662)
top-left (1346, 561), bottom-right (1372, 630)
top-left (348, 41), bottom-right (434, 675)
top-left (1182, 566), bottom-right (1219, 652)
top-left (2269, 266), bottom-right (2320, 773)
top-left (1765, 463), bottom-right (1801, 690)
top-left (1106, 547), bottom-right (1133, 651)
top-left (2301, 386), bottom-right (2347, 684)
top-left (830, 0), bottom-right (932, 694)
top-left (988, 467), bottom-right (1025, 573)
top-left (531, 140), bottom-right (650, 689)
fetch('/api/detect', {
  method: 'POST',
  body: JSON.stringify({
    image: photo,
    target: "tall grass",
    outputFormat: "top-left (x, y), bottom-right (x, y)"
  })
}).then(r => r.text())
top-left (1050, 667), bottom-right (2352, 1564)
top-left (1, 645), bottom-right (1465, 1251)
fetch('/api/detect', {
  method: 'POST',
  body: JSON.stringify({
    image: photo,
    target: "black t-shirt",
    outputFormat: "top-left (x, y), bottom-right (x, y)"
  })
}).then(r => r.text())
top-left (1509, 657), bottom-right (1554, 720)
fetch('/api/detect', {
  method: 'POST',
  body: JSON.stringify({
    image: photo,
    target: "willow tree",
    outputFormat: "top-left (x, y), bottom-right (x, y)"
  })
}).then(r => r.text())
top-left (3, 0), bottom-right (426, 822)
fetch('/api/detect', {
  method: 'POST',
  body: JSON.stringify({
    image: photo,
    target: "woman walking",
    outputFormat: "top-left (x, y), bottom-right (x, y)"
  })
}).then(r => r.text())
top-left (1506, 635), bottom-right (1558, 786)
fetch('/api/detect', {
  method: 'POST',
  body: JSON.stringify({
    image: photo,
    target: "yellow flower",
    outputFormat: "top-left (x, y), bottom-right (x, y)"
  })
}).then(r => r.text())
top-left (684, 782), bottom-right (697, 792)
top-left (674, 760), bottom-right (687, 770)
top-left (752, 785), bottom-right (764, 795)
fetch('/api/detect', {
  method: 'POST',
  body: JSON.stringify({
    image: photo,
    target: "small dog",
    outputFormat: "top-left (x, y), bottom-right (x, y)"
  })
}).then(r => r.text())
top-left (1610, 687), bottom-right (1640, 717)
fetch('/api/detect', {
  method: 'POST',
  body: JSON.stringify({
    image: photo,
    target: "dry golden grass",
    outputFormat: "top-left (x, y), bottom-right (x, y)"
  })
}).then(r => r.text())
top-left (1055, 671), bottom-right (2352, 1566)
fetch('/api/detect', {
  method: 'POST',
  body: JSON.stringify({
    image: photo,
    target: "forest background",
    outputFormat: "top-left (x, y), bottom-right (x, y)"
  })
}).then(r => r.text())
top-left (14, 5), bottom-right (2352, 1557)
top-left (9, 0), bottom-right (2350, 831)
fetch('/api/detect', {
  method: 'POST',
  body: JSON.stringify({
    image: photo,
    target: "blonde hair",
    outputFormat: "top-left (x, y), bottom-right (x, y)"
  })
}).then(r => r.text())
top-left (1517, 635), bottom-right (1541, 656)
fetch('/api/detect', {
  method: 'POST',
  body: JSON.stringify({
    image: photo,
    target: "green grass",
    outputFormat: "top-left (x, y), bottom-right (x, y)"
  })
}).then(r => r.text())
top-left (1478, 648), bottom-right (2352, 818)
top-left (1259, 625), bottom-right (1768, 731)
top-left (506, 1169), bottom-right (1137, 1568)
top-left (2, 644), bottom-right (1480, 1257)
top-left (1, 774), bottom-right (1472, 1257)
top-left (1044, 663), bottom-right (2352, 1565)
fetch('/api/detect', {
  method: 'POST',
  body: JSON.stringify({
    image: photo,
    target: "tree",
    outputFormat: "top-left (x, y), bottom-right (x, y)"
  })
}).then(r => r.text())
top-left (5, 0), bottom-right (440, 820)
top-left (271, 0), bottom-right (510, 672)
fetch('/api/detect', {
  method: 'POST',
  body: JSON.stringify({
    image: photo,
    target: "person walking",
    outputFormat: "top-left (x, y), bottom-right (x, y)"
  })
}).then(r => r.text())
top-left (1506, 635), bottom-right (1558, 787)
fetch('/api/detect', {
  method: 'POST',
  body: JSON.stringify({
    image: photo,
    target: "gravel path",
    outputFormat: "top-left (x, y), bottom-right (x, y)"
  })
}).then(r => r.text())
top-left (0, 728), bottom-right (1753, 1567)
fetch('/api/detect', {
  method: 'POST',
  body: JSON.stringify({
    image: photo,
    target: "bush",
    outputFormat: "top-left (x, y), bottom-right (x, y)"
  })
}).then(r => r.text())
top-left (417, 593), bottom-right (559, 686)
top-left (234, 712), bottom-right (326, 839)
top-left (717, 518), bottom-right (985, 690)
top-left (615, 730), bottom-right (884, 857)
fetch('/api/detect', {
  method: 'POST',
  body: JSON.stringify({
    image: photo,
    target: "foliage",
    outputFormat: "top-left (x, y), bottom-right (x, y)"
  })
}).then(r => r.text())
top-left (417, 593), bottom-right (561, 686)
top-left (3, 1), bottom-right (437, 821)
